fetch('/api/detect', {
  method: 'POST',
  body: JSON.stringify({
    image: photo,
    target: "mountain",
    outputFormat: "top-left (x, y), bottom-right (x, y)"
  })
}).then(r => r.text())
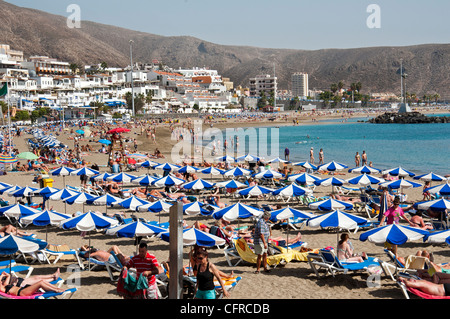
top-left (1, 0), bottom-right (449, 96)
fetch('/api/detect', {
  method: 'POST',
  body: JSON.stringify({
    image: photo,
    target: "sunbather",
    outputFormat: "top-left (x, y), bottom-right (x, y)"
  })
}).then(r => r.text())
top-left (337, 233), bottom-right (367, 262)
top-left (0, 269), bottom-right (60, 288)
top-left (0, 224), bottom-right (32, 237)
top-left (80, 245), bottom-right (130, 265)
top-left (398, 276), bottom-right (450, 297)
top-left (270, 232), bottom-right (303, 247)
top-left (0, 271), bottom-right (65, 296)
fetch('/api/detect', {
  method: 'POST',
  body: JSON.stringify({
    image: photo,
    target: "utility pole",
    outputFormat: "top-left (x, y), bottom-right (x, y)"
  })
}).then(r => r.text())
top-left (130, 40), bottom-right (135, 118)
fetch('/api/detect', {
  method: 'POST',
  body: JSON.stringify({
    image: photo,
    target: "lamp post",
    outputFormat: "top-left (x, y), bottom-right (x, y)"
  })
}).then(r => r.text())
top-left (130, 40), bottom-right (135, 118)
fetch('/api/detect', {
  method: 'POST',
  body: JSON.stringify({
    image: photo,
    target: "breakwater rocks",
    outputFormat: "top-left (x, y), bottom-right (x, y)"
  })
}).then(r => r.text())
top-left (367, 112), bottom-right (449, 124)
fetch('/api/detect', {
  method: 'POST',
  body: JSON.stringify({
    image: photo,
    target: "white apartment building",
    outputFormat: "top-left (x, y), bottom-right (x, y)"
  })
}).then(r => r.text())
top-left (176, 67), bottom-right (227, 93)
top-left (291, 72), bottom-right (308, 98)
top-left (249, 74), bottom-right (277, 98)
top-left (21, 56), bottom-right (71, 76)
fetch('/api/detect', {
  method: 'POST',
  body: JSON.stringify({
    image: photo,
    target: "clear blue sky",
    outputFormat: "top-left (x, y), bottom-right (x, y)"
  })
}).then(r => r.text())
top-left (6, 0), bottom-right (450, 50)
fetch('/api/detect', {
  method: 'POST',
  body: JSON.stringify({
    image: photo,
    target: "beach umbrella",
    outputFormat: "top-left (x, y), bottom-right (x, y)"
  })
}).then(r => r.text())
top-left (137, 160), bottom-right (159, 169)
top-left (154, 163), bottom-right (180, 172)
top-left (160, 228), bottom-right (226, 247)
top-left (270, 206), bottom-right (315, 246)
top-left (212, 202), bottom-right (263, 222)
top-left (270, 206), bottom-right (315, 223)
top-left (345, 174), bottom-right (385, 187)
top-left (252, 169), bottom-right (284, 180)
top-left (63, 192), bottom-right (96, 213)
top-left (308, 210), bottom-right (369, 249)
top-left (98, 139), bottom-right (111, 145)
top-left (237, 185), bottom-right (275, 199)
top-left (113, 196), bottom-right (151, 211)
top-left (424, 183), bottom-right (450, 196)
top-left (45, 188), bottom-right (79, 201)
top-left (91, 172), bottom-right (113, 182)
top-left (107, 172), bottom-right (139, 184)
top-left (0, 185), bottom-right (21, 196)
top-left (33, 186), bottom-right (60, 197)
top-left (60, 212), bottom-right (119, 270)
top-left (307, 210), bottom-right (368, 230)
top-left (0, 155), bottom-right (17, 164)
top-left (314, 177), bottom-right (346, 187)
top-left (33, 186), bottom-right (60, 209)
top-left (183, 201), bottom-right (213, 216)
top-left (309, 198), bottom-right (354, 211)
top-left (423, 229), bottom-right (450, 244)
top-left (177, 165), bottom-right (199, 174)
top-left (414, 198), bottom-right (450, 212)
top-left (381, 167), bottom-right (415, 178)
top-left (359, 224), bottom-right (429, 245)
top-left (107, 127), bottom-right (130, 134)
top-left (215, 179), bottom-right (247, 189)
top-left (348, 165), bottom-right (382, 174)
top-left (379, 179), bottom-right (422, 190)
top-left (292, 161), bottom-right (318, 171)
top-left (317, 161), bottom-right (348, 172)
top-left (152, 175), bottom-right (186, 188)
top-left (236, 154), bottom-right (260, 162)
top-left (86, 193), bottom-right (122, 214)
top-left (0, 234), bottom-right (47, 279)
top-left (7, 186), bottom-right (38, 198)
top-left (199, 166), bottom-right (225, 176)
top-left (287, 173), bottom-right (321, 184)
top-left (0, 204), bottom-right (40, 220)
top-left (271, 183), bottom-right (312, 199)
top-left (267, 157), bottom-right (290, 164)
top-left (105, 221), bottom-right (167, 253)
top-left (181, 179), bottom-right (215, 191)
top-left (135, 199), bottom-right (173, 224)
top-left (314, 177), bottom-right (346, 193)
top-left (413, 172), bottom-right (447, 182)
top-left (215, 155), bottom-right (236, 163)
top-left (20, 209), bottom-right (71, 242)
top-left (131, 175), bottom-right (156, 186)
top-left (16, 152), bottom-right (38, 160)
top-left (136, 200), bottom-right (173, 213)
top-left (70, 167), bottom-right (100, 177)
top-left (223, 167), bottom-right (252, 178)
top-left (50, 166), bottom-right (75, 187)
top-left (75, 129), bottom-right (84, 135)
top-left (0, 182), bottom-right (12, 189)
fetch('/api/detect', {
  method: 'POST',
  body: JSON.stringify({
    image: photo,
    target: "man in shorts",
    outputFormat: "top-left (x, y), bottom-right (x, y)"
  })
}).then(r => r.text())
top-left (253, 211), bottom-right (272, 274)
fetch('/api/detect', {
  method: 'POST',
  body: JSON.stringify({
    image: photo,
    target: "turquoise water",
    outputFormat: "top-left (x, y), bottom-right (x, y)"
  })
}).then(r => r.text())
top-left (275, 121), bottom-right (449, 176)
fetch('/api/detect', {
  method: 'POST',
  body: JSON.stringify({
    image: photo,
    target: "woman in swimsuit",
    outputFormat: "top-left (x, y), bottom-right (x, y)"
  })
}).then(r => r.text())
top-left (337, 233), bottom-right (367, 262)
top-left (0, 271), bottom-right (64, 297)
top-left (193, 249), bottom-right (229, 299)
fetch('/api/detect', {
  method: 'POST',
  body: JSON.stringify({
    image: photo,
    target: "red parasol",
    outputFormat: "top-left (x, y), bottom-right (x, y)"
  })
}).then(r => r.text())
top-left (107, 128), bottom-right (131, 134)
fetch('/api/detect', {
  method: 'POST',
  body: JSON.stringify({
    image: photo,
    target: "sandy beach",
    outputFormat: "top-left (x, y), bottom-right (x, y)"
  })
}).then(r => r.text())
top-left (0, 108), bottom-right (448, 301)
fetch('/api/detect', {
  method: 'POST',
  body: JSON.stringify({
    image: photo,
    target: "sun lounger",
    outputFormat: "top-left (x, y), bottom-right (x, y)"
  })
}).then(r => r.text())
top-left (308, 249), bottom-right (380, 278)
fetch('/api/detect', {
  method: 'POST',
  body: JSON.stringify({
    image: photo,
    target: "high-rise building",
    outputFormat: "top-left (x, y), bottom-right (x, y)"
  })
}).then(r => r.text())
top-left (249, 74), bottom-right (277, 98)
top-left (291, 72), bottom-right (308, 98)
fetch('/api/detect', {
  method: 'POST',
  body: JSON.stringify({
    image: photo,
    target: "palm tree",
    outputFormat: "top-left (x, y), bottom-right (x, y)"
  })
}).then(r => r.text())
top-left (337, 81), bottom-right (345, 93)
top-left (330, 83), bottom-right (338, 95)
top-left (433, 93), bottom-right (440, 104)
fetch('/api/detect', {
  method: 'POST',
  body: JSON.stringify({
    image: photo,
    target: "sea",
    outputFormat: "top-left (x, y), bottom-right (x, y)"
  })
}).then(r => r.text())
top-left (209, 113), bottom-right (450, 176)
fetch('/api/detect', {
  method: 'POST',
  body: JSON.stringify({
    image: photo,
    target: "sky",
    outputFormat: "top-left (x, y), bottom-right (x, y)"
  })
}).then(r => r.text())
top-left (5, 0), bottom-right (450, 50)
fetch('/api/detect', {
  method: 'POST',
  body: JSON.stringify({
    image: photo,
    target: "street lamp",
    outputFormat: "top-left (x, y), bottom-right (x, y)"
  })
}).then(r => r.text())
top-left (130, 40), bottom-right (135, 118)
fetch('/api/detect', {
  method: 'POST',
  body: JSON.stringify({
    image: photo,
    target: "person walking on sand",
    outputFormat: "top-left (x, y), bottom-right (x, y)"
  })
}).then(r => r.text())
top-left (254, 211), bottom-right (272, 274)
top-left (361, 150), bottom-right (367, 166)
top-left (355, 152), bottom-right (360, 167)
top-left (318, 148), bottom-right (324, 165)
top-left (310, 147), bottom-right (314, 164)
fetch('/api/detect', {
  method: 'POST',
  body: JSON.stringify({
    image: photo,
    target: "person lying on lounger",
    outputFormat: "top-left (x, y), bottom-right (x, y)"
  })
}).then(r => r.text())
top-left (398, 276), bottom-right (450, 297)
top-left (0, 271), bottom-right (65, 297)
